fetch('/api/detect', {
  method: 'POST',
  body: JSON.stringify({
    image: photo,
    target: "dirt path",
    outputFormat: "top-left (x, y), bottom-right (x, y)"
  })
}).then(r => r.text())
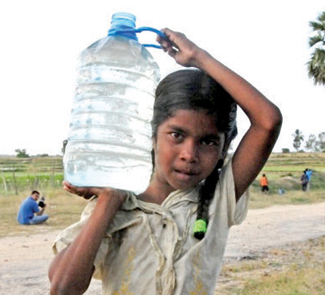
top-left (1, 202), bottom-right (325, 295)
top-left (225, 202), bottom-right (325, 258)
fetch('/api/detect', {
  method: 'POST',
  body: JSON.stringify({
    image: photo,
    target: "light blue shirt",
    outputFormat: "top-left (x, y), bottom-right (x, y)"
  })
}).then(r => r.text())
top-left (306, 170), bottom-right (313, 181)
top-left (17, 196), bottom-right (40, 224)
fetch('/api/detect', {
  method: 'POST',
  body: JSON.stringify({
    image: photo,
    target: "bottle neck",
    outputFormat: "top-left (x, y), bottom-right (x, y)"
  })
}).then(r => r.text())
top-left (108, 12), bottom-right (138, 41)
top-left (108, 25), bottom-right (138, 41)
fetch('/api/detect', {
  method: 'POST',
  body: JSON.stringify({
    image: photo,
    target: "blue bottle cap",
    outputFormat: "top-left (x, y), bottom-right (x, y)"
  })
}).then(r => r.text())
top-left (111, 12), bottom-right (136, 28)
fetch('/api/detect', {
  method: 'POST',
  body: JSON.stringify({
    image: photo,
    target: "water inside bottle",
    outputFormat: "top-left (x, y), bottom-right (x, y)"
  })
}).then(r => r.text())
top-left (64, 30), bottom-right (160, 193)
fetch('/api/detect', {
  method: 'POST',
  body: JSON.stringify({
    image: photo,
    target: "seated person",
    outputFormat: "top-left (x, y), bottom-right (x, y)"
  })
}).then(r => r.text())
top-left (17, 190), bottom-right (49, 225)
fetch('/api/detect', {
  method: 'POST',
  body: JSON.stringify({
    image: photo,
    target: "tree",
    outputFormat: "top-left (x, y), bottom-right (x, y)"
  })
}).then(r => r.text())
top-left (292, 129), bottom-right (304, 151)
top-left (318, 132), bottom-right (325, 151)
top-left (282, 148), bottom-right (290, 153)
top-left (307, 11), bottom-right (325, 86)
top-left (305, 134), bottom-right (317, 152)
top-left (304, 132), bottom-right (325, 152)
top-left (15, 149), bottom-right (29, 158)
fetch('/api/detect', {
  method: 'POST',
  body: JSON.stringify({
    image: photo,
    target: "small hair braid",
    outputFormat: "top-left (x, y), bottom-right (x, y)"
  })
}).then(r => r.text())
top-left (193, 159), bottom-right (224, 240)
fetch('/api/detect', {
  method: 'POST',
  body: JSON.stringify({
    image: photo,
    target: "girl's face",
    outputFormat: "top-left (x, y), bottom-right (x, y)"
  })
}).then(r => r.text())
top-left (152, 109), bottom-right (225, 193)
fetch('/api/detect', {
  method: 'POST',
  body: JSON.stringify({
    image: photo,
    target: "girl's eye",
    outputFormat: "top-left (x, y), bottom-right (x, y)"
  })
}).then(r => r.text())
top-left (170, 132), bottom-right (182, 139)
top-left (201, 139), bottom-right (217, 146)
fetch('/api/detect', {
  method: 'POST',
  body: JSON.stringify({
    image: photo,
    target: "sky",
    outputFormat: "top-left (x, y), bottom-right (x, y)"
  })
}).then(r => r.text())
top-left (0, 0), bottom-right (324, 156)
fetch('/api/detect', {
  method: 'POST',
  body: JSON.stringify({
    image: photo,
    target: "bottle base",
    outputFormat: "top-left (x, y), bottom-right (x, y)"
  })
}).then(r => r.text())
top-left (64, 164), bottom-right (151, 194)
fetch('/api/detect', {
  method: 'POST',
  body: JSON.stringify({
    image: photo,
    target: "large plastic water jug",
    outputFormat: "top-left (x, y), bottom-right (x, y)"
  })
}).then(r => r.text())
top-left (63, 12), bottom-right (161, 193)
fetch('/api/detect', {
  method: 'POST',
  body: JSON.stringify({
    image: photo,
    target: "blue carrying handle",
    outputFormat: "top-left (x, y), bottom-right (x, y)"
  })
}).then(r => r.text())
top-left (108, 26), bottom-right (168, 49)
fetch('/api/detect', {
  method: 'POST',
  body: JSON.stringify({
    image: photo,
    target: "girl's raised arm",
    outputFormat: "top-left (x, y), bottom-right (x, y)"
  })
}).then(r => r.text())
top-left (158, 28), bottom-right (282, 200)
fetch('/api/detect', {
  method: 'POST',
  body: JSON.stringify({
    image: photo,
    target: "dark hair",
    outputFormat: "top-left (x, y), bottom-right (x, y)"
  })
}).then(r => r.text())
top-left (31, 190), bottom-right (40, 195)
top-left (152, 69), bottom-right (237, 145)
top-left (152, 69), bottom-right (238, 239)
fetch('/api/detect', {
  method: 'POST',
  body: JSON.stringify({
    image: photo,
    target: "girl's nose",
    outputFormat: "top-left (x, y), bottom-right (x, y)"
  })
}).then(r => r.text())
top-left (180, 140), bottom-right (199, 163)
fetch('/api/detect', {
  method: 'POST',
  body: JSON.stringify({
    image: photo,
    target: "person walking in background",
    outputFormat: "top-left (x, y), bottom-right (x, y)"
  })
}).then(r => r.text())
top-left (305, 168), bottom-right (313, 191)
top-left (260, 173), bottom-right (269, 193)
top-left (17, 190), bottom-right (49, 225)
top-left (300, 170), bottom-right (309, 192)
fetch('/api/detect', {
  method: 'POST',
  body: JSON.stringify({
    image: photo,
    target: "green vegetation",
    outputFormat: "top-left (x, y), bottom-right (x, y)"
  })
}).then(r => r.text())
top-left (14, 148), bottom-right (30, 158)
top-left (0, 188), bottom-right (86, 237)
top-left (0, 152), bottom-right (325, 294)
top-left (248, 152), bottom-right (325, 208)
top-left (0, 152), bottom-right (325, 236)
top-left (292, 129), bottom-right (304, 152)
top-left (307, 10), bottom-right (325, 86)
top-left (1, 152), bottom-right (325, 196)
top-left (217, 152), bottom-right (325, 294)
top-left (0, 156), bottom-right (63, 195)
top-left (252, 152), bottom-right (325, 190)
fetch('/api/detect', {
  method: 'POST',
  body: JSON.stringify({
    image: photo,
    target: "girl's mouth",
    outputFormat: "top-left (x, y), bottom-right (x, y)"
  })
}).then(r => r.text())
top-left (177, 170), bottom-right (195, 175)
top-left (174, 169), bottom-right (199, 180)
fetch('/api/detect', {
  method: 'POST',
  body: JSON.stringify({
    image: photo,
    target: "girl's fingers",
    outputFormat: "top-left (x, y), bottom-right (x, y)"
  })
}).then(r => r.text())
top-left (62, 181), bottom-right (95, 199)
top-left (158, 28), bottom-right (200, 67)
top-left (167, 47), bottom-right (177, 59)
top-left (161, 28), bottom-right (182, 48)
top-left (62, 181), bottom-right (74, 193)
top-left (157, 29), bottom-right (179, 52)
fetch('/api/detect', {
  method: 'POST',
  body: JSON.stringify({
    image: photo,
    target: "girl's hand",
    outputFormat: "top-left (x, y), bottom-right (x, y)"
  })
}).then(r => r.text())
top-left (157, 28), bottom-right (204, 68)
top-left (62, 181), bottom-right (127, 203)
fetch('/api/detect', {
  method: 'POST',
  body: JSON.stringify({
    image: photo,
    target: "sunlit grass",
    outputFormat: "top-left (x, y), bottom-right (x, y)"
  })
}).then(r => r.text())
top-left (249, 189), bottom-right (325, 209)
top-left (216, 237), bottom-right (325, 295)
top-left (0, 188), bottom-right (87, 237)
top-left (1, 186), bottom-right (325, 238)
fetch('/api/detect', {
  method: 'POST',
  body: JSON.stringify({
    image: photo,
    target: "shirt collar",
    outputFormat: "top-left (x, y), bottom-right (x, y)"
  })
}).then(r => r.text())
top-left (121, 186), bottom-right (200, 213)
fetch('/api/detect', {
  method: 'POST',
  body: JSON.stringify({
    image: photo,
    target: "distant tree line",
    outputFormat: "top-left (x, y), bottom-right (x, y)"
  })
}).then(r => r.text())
top-left (285, 12), bottom-right (325, 154)
top-left (14, 149), bottom-right (49, 158)
top-left (292, 129), bottom-right (325, 152)
top-left (13, 139), bottom-right (68, 158)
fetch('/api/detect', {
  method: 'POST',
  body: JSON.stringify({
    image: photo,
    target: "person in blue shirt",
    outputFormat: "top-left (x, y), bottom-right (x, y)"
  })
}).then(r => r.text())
top-left (305, 168), bottom-right (313, 191)
top-left (17, 190), bottom-right (49, 225)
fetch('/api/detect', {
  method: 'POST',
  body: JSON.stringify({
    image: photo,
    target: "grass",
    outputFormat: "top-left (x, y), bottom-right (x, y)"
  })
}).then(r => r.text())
top-left (1, 151), bottom-right (325, 236)
top-left (216, 237), bottom-right (325, 295)
top-left (0, 188), bottom-right (87, 237)
top-left (249, 188), bottom-right (325, 209)
top-left (2, 188), bottom-right (323, 238)
top-left (1, 152), bottom-right (325, 294)
top-left (212, 153), bottom-right (325, 295)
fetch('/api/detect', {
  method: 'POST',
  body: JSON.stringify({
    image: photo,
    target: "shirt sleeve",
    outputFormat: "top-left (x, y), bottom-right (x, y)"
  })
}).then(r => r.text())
top-left (33, 201), bottom-right (40, 213)
top-left (213, 157), bottom-right (250, 227)
top-left (52, 197), bottom-right (109, 280)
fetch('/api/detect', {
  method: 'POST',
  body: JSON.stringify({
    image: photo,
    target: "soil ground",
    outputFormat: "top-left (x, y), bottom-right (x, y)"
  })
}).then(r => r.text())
top-left (1, 202), bottom-right (325, 295)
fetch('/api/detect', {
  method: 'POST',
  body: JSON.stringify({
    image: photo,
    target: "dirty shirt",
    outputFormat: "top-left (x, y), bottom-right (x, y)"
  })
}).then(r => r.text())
top-left (53, 159), bottom-right (249, 295)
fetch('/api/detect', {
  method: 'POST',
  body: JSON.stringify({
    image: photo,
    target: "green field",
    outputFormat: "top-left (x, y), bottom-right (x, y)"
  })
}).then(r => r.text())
top-left (1, 152), bottom-right (324, 195)
top-left (1, 152), bottom-right (325, 294)
top-left (251, 152), bottom-right (325, 192)
top-left (1, 152), bottom-right (325, 237)
top-left (0, 156), bottom-right (63, 194)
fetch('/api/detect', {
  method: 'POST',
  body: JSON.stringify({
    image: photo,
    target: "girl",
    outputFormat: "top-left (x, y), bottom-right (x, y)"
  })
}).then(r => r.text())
top-left (49, 28), bottom-right (282, 295)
